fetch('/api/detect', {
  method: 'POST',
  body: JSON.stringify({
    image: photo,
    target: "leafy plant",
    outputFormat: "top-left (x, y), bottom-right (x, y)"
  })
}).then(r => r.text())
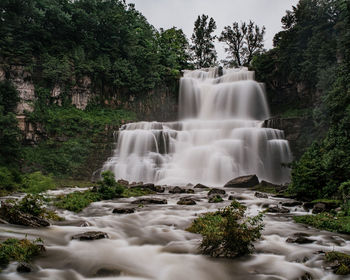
top-left (187, 200), bottom-right (264, 258)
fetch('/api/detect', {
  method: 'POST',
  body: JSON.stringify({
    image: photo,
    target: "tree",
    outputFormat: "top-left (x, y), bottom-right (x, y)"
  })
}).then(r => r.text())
top-left (191, 14), bottom-right (217, 68)
top-left (219, 21), bottom-right (265, 67)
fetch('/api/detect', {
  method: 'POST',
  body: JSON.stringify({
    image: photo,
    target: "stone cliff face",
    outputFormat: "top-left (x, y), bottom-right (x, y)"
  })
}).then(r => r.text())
top-left (263, 116), bottom-right (319, 160)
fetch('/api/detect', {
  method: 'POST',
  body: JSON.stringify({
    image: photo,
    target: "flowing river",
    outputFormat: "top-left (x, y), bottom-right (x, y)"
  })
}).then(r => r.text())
top-left (1, 68), bottom-right (349, 279)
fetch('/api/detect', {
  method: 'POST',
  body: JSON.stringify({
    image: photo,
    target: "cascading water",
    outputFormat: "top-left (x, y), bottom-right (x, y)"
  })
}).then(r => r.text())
top-left (103, 67), bottom-right (292, 186)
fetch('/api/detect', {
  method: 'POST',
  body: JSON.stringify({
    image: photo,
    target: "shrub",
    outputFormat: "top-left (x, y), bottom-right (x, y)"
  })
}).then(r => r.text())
top-left (15, 194), bottom-right (45, 217)
top-left (96, 171), bottom-right (124, 200)
top-left (0, 238), bottom-right (43, 268)
top-left (187, 200), bottom-right (264, 258)
top-left (0, 167), bottom-right (21, 193)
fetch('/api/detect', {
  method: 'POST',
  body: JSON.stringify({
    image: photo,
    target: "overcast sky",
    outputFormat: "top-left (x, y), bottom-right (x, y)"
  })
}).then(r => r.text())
top-left (127, 0), bottom-right (299, 60)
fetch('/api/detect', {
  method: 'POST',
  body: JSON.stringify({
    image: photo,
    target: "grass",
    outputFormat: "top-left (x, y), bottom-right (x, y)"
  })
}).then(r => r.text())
top-left (252, 182), bottom-right (292, 197)
top-left (0, 238), bottom-right (43, 269)
top-left (311, 199), bottom-right (341, 206)
top-left (293, 214), bottom-right (350, 234)
top-left (54, 191), bottom-right (100, 213)
top-left (325, 251), bottom-right (350, 275)
top-left (278, 108), bottom-right (312, 119)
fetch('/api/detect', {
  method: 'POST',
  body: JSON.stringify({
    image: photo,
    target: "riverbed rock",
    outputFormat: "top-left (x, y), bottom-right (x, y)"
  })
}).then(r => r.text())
top-left (185, 189), bottom-right (195, 194)
top-left (228, 195), bottom-right (245, 201)
top-left (131, 198), bottom-right (167, 205)
top-left (286, 233), bottom-right (315, 244)
top-left (312, 203), bottom-right (326, 214)
top-left (0, 203), bottom-right (50, 228)
top-left (194, 183), bottom-right (209, 189)
top-left (177, 197), bottom-right (196, 205)
top-left (72, 231), bottom-right (109, 241)
top-left (208, 195), bottom-right (224, 203)
top-left (79, 221), bottom-right (91, 227)
top-left (17, 262), bottom-right (36, 273)
top-left (224, 175), bottom-right (259, 188)
top-left (169, 186), bottom-right (185, 194)
top-left (255, 192), bottom-right (268, 198)
top-left (208, 188), bottom-right (226, 196)
top-left (130, 183), bottom-right (164, 193)
top-left (267, 205), bottom-right (290, 214)
top-left (282, 201), bottom-right (302, 207)
top-left (117, 179), bottom-right (129, 186)
top-left (112, 208), bottom-right (135, 214)
top-left (303, 202), bottom-right (314, 210)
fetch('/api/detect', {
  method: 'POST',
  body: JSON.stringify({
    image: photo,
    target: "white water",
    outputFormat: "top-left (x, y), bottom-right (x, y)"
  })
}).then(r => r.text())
top-left (104, 68), bottom-right (292, 186)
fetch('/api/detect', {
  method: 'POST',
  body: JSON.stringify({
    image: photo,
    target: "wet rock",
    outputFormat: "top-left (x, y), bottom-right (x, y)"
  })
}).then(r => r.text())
top-left (17, 262), bottom-right (35, 273)
top-left (300, 272), bottom-right (313, 280)
top-left (112, 208), bottom-right (135, 214)
top-left (0, 203), bottom-right (50, 228)
top-left (177, 197), bottom-right (196, 205)
top-left (95, 268), bottom-right (121, 277)
top-left (117, 179), bottom-right (129, 186)
top-left (208, 188), bottom-right (226, 196)
top-left (224, 175), bottom-right (259, 188)
top-left (255, 192), bottom-right (268, 198)
top-left (282, 201), bottom-right (302, 207)
top-left (130, 183), bottom-right (164, 193)
top-left (312, 203), bottom-right (326, 214)
top-left (79, 221), bottom-right (91, 227)
top-left (267, 205), bottom-right (290, 214)
top-left (185, 189), bottom-right (195, 194)
top-left (208, 195), bottom-right (224, 203)
top-left (194, 183), bottom-right (209, 189)
top-left (72, 231), bottom-right (109, 241)
top-left (187, 183), bottom-right (194, 187)
top-left (286, 232), bottom-right (315, 244)
top-left (228, 195), bottom-right (244, 201)
top-left (303, 202), bottom-right (314, 210)
top-left (169, 186), bottom-right (185, 194)
top-left (131, 198), bottom-right (167, 205)
top-left (262, 203), bottom-right (270, 208)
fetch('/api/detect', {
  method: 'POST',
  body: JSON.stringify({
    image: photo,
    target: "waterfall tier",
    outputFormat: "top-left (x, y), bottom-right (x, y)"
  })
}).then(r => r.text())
top-left (103, 68), bottom-right (292, 186)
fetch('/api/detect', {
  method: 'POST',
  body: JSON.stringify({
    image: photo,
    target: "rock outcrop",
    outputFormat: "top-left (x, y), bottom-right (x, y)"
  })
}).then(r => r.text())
top-left (224, 175), bottom-right (259, 188)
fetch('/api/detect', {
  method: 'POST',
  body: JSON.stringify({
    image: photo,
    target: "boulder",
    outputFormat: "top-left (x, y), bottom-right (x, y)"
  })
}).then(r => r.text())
top-left (208, 195), bottom-right (224, 203)
top-left (169, 186), bottom-right (185, 194)
top-left (194, 183), bottom-right (209, 189)
top-left (130, 183), bottom-right (164, 193)
top-left (72, 231), bottom-right (109, 241)
top-left (312, 203), bottom-right (326, 214)
top-left (17, 262), bottom-right (35, 273)
top-left (208, 188), bottom-right (226, 196)
top-left (286, 233), bottom-right (315, 244)
top-left (282, 201), bottom-right (302, 207)
top-left (131, 198), bottom-right (167, 205)
top-left (267, 206), bottom-right (290, 214)
top-left (177, 197), bottom-right (196, 205)
top-left (255, 192), bottom-right (268, 198)
top-left (112, 208), bottom-right (135, 214)
top-left (303, 202), bottom-right (314, 210)
top-left (0, 203), bottom-right (50, 228)
top-left (185, 189), bottom-right (195, 194)
top-left (228, 195), bottom-right (244, 201)
top-left (224, 175), bottom-right (259, 188)
top-left (117, 179), bottom-right (129, 186)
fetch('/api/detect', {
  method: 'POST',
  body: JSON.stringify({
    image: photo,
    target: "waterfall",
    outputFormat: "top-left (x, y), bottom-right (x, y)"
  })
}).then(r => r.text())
top-left (103, 67), bottom-right (293, 186)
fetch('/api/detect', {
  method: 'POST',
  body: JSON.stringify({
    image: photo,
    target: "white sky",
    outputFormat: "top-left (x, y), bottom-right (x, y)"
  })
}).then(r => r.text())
top-left (127, 0), bottom-right (299, 60)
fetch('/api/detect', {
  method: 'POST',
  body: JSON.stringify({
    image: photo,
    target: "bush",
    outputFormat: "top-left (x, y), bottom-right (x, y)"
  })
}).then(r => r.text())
top-left (21, 171), bottom-right (56, 194)
top-left (0, 167), bottom-right (21, 193)
top-left (96, 171), bottom-right (124, 200)
top-left (187, 200), bottom-right (264, 258)
top-left (54, 191), bottom-right (99, 213)
top-left (0, 238), bottom-right (43, 268)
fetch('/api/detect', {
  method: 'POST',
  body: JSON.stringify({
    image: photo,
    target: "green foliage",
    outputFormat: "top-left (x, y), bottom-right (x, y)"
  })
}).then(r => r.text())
top-left (23, 105), bottom-right (136, 177)
top-left (191, 14), bottom-right (217, 68)
top-left (0, 0), bottom-right (191, 95)
top-left (293, 213), bottom-right (350, 234)
top-left (0, 167), bottom-right (21, 194)
top-left (122, 187), bottom-right (155, 198)
top-left (21, 172), bottom-right (55, 194)
top-left (55, 171), bottom-right (125, 212)
top-left (326, 251), bottom-right (350, 275)
top-left (15, 194), bottom-right (45, 217)
top-left (96, 171), bottom-right (124, 200)
top-left (187, 201), bottom-right (264, 258)
top-left (0, 81), bottom-right (20, 114)
top-left (219, 21), bottom-right (265, 67)
top-left (54, 191), bottom-right (100, 213)
top-left (0, 238), bottom-right (43, 268)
